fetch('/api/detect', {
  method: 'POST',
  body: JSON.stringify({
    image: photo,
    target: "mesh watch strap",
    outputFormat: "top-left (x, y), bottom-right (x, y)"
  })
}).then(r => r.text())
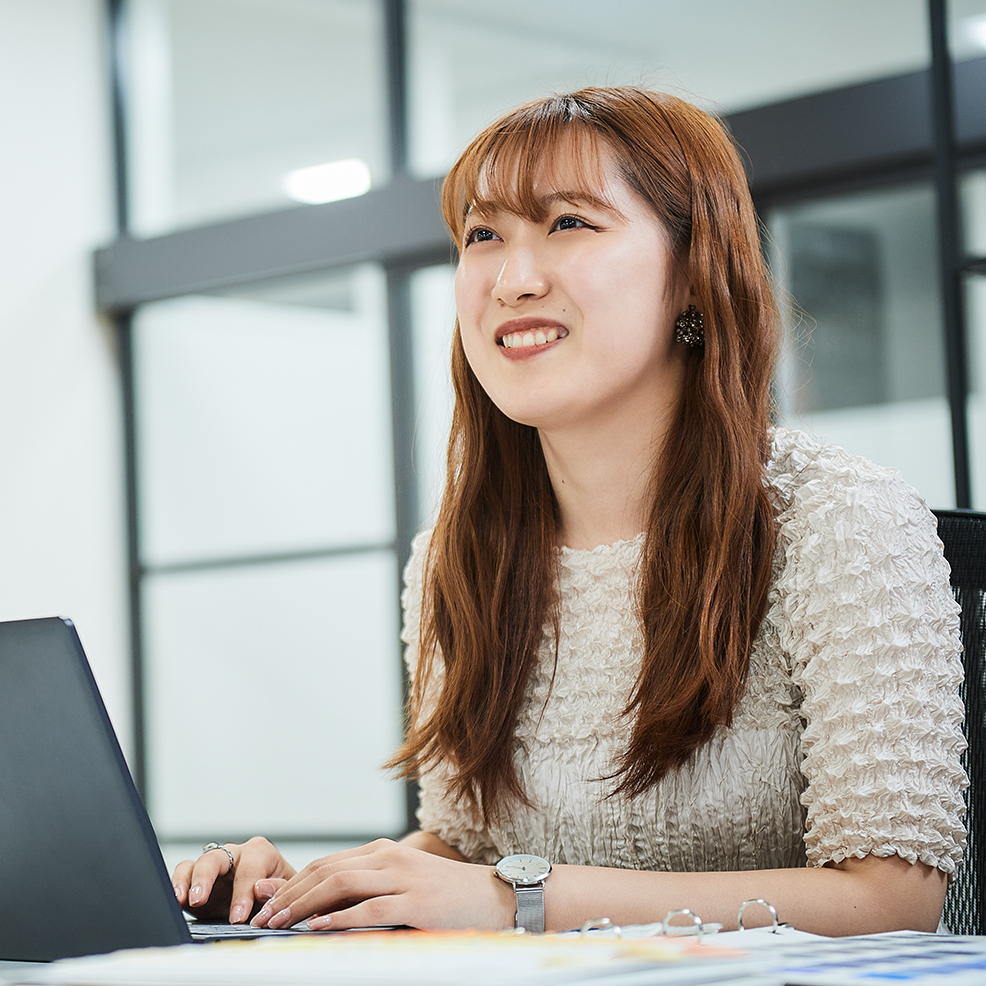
top-left (514, 883), bottom-right (545, 933)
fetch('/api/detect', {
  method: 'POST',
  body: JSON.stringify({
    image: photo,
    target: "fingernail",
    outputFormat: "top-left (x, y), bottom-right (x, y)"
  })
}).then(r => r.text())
top-left (229, 903), bottom-right (248, 924)
top-left (255, 880), bottom-right (275, 900)
top-left (268, 908), bottom-right (292, 930)
top-left (173, 885), bottom-right (183, 901)
top-left (188, 885), bottom-right (205, 906)
top-left (251, 903), bottom-right (273, 928)
top-left (308, 915), bottom-right (332, 931)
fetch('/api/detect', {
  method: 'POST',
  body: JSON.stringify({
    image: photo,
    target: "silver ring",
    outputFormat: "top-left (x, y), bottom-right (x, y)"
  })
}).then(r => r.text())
top-left (202, 842), bottom-right (235, 875)
top-left (663, 908), bottom-right (705, 940)
top-left (737, 898), bottom-right (779, 931)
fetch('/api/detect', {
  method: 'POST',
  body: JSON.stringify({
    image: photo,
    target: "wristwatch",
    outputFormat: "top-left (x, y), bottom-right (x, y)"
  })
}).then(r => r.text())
top-left (494, 853), bottom-right (552, 933)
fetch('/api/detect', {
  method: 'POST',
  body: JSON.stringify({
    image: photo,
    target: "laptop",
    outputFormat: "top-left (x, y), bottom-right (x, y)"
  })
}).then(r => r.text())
top-left (0, 616), bottom-right (301, 961)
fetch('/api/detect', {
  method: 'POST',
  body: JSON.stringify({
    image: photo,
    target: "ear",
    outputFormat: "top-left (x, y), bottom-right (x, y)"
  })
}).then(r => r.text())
top-left (675, 282), bottom-right (699, 315)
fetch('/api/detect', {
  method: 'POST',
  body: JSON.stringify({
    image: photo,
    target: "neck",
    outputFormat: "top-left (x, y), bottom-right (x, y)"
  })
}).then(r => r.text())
top-left (539, 396), bottom-right (678, 551)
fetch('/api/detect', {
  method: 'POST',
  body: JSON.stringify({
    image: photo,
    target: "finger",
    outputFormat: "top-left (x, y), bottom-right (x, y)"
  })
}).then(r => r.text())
top-left (249, 859), bottom-right (343, 925)
top-left (227, 847), bottom-right (288, 923)
top-left (263, 870), bottom-right (399, 930)
top-left (251, 864), bottom-right (346, 925)
top-left (171, 859), bottom-right (195, 906)
top-left (282, 840), bottom-right (397, 901)
top-left (186, 848), bottom-right (232, 908)
top-left (255, 878), bottom-right (287, 902)
top-left (229, 850), bottom-right (270, 925)
top-left (249, 841), bottom-right (399, 928)
top-left (307, 895), bottom-right (405, 932)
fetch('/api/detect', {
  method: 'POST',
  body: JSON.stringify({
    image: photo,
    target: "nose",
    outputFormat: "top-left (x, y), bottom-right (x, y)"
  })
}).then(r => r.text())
top-left (493, 241), bottom-right (549, 306)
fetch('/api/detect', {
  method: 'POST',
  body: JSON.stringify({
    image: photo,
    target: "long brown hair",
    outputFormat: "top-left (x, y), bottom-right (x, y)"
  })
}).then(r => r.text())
top-left (390, 87), bottom-right (779, 822)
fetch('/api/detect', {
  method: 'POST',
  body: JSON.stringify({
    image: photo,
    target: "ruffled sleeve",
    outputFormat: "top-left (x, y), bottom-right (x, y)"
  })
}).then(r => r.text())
top-left (400, 530), bottom-right (498, 863)
top-left (769, 429), bottom-right (968, 873)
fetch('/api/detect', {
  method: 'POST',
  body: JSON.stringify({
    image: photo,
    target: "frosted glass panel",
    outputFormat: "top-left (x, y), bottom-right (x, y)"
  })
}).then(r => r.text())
top-left (135, 266), bottom-right (394, 566)
top-left (769, 184), bottom-right (954, 507)
top-left (964, 169), bottom-right (986, 258)
top-left (144, 550), bottom-right (405, 837)
top-left (951, 0), bottom-right (986, 60)
top-left (125, 0), bottom-right (387, 235)
top-left (408, 0), bottom-right (929, 177)
top-left (410, 265), bottom-right (455, 527)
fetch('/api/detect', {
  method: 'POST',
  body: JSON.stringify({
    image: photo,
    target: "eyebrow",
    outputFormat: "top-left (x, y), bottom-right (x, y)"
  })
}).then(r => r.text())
top-left (465, 189), bottom-right (620, 221)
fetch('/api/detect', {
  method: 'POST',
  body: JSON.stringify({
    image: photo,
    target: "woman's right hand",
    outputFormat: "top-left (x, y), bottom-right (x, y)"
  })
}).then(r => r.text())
top-left (171, 837), bottom-right (297, 924)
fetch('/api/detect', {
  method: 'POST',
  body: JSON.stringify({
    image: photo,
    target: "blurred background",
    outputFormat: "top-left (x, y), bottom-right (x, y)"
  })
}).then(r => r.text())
top-left (1, 0), bottom-right (984, 872)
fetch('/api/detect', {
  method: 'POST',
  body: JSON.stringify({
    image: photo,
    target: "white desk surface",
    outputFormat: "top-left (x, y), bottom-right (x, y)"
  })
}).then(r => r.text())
top-left (2, 927), bottom-right (986, 986)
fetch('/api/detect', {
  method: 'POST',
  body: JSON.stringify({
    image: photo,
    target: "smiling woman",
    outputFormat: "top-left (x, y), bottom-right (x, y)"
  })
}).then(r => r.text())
top-left (171, 87), bottom-right (967, 939)
top-left (454, 143), bottom-right (687, 462)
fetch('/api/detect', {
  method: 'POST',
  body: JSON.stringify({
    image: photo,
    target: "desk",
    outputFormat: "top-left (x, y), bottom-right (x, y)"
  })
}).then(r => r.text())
top-left (2, 928), bottom-right (986, 986)
top-left (0, 964), bottom-right (38, 979)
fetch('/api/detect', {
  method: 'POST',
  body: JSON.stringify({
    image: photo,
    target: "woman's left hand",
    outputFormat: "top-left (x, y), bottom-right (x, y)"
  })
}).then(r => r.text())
top-left (249, 838), bottom-right (515, 931)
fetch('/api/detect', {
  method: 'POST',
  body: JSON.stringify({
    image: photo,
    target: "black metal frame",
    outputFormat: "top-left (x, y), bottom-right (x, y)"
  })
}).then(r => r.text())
top-left (99, 0), bottom-right (986, 837)
top-left (930, 0), bottom-right (973, 508)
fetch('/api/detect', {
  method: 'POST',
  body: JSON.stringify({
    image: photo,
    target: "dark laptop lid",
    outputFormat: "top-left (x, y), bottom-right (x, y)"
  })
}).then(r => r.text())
top-left (0, 617), bottom-right (192, 961)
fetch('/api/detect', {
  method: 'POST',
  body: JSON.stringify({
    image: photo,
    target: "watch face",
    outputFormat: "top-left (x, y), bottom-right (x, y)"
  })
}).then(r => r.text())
top-left (496, 853), bottom-right (551, 885)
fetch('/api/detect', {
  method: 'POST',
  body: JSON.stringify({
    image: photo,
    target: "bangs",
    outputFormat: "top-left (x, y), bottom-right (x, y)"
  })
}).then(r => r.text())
top-left (442, 100), bottom-right (622, 242)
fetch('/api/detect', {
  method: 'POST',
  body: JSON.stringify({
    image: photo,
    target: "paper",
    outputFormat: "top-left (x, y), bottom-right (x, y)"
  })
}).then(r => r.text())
top-left (5, 930), bottom-right (754, 986)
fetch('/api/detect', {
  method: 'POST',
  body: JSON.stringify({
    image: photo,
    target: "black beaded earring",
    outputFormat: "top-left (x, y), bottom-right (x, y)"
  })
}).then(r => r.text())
top-left (674, 305), bottom-right (705, 348)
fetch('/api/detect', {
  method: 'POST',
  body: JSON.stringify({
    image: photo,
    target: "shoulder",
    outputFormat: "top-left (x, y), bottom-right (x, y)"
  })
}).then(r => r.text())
top-left (767, 425), bottom-right (924, 510)
top-left (403, 528), bottom-right (434, 589)
top-left (400, 528), bottom-right (434, 648)
top-left (766, 426), bottom-right (940, 551)
top-left (765, 427), bottom-right (958, 659)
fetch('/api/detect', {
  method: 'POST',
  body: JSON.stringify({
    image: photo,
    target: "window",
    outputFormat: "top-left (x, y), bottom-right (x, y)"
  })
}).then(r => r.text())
top-left (769, 183), bottom-right (953, 505)
top-left (124, 0), bottom-right (388, 236)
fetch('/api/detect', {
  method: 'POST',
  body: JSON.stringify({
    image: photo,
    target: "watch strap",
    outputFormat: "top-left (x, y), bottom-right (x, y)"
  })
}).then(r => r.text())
top-left (514, 883), bottom-right (545, 934)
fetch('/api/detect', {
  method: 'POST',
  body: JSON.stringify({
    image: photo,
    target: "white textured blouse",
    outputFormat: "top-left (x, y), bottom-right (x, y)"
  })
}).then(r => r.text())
top-left (402, 428), bottom-right (968, 875)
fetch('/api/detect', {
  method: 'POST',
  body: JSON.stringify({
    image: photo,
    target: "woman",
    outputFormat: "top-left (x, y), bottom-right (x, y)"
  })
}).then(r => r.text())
top-left (172, 87), bottom-right (966, 936)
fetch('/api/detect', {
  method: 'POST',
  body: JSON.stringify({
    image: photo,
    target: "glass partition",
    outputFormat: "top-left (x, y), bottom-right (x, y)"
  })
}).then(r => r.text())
top-left (134, 264), bottom-right (406, 845)
top-left (951, 0), bottom-right (986, 60)
top-left (408, 0), bottom-right (929, 177)
top-left (124, 0), bottom-right (388, 235)
top-left (410, 265), bottom-right (455, 528)
top-left (768, 182), bottom-right (954, 507)
top-left (145, 551), bottom-right (403, 838)
top-left (134, 267), bottom-right (394, 566)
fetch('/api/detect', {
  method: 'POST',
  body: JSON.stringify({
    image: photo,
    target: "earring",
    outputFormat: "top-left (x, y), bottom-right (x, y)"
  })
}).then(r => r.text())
top-left (674, 305), bottom-right (705, 348)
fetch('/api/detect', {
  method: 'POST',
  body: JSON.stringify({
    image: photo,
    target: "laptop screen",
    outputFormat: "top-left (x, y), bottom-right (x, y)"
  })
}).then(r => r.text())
top-left (0, 617), bottom-right (191, 961)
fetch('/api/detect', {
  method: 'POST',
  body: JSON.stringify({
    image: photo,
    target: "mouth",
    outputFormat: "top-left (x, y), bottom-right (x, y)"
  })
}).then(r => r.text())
top-left (496, 318), bottom-right (569, 350)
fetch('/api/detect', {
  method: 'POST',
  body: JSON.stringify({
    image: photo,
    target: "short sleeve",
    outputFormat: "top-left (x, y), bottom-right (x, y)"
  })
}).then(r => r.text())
top-left (401, 530), bottom-right (498, 863)
top-left (770, 431), bottom-right (968, 873)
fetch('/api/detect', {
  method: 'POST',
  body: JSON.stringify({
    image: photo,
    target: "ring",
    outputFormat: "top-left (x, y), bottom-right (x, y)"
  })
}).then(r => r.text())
top-left (202, 842), bottom-right (235, 874)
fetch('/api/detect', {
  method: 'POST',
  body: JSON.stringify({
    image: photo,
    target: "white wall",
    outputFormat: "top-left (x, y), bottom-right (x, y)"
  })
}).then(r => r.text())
top-left (0, 2), bottom-right (130, 753)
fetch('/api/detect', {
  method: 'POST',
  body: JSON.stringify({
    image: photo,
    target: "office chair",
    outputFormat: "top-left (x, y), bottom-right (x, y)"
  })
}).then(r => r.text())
top-left (935, 509), bottom-right (986, 936)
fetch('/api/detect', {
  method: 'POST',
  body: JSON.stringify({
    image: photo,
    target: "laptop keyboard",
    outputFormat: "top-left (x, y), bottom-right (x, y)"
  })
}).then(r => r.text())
top-left (187, 921), bottom-right (309, 941)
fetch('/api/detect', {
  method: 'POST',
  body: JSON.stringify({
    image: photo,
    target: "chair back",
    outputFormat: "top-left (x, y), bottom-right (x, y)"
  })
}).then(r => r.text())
top-left (936, 509), bottom-right (986, 935)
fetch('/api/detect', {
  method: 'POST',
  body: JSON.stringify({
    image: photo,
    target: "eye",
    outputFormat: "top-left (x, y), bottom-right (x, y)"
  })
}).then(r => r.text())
top-left (464, 226), bottom-right (499, 246)
top-left (551, 214), bottom-right (594, 232)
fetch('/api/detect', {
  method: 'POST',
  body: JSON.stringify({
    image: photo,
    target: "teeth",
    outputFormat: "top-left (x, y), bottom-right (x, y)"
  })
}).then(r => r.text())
top-left (501, 327), bottom-right (563, 349)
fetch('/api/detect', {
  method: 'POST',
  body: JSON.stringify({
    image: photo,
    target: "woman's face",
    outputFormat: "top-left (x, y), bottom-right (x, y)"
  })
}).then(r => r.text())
top-left (454, 140), bottom-right (691, 438)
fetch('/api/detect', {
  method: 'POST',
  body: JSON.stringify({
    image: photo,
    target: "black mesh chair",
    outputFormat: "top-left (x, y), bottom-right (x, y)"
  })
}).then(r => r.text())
top-left (935, 509), bottom-right (986, 935)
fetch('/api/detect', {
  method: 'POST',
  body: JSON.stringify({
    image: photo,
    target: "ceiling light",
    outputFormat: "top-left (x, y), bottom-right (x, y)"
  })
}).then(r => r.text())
top-left (284, 159), bottom-right (371, 204)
